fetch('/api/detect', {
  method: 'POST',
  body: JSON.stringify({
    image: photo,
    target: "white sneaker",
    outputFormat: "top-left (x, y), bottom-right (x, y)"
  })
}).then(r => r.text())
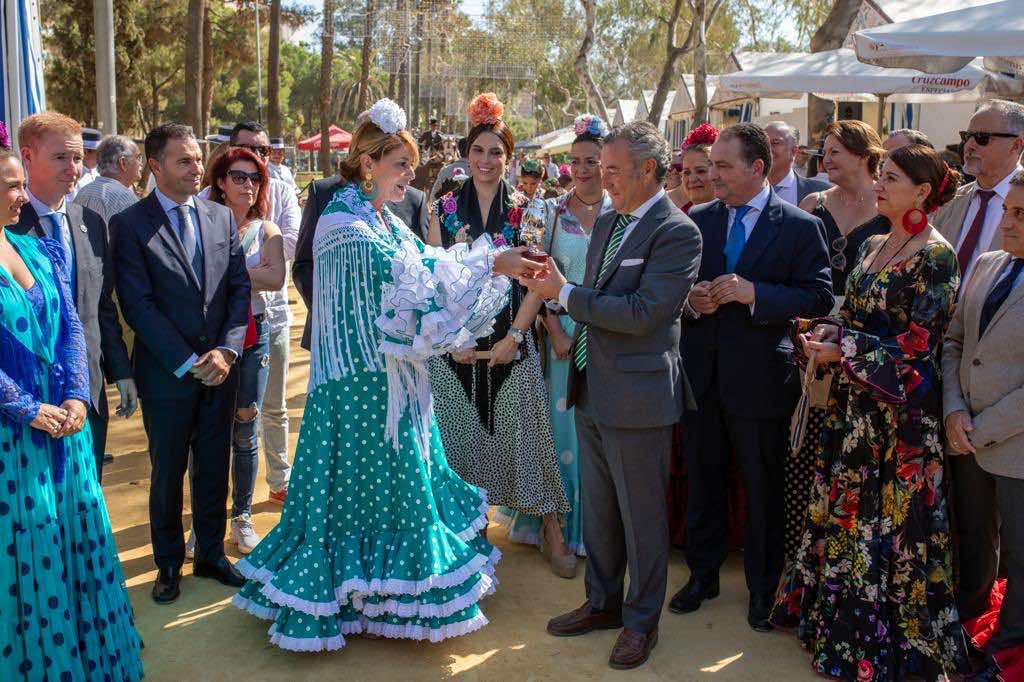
top-left (230, 514), bottom-right (261, 555)
top-left (185, 528), bottom-right (196, 561)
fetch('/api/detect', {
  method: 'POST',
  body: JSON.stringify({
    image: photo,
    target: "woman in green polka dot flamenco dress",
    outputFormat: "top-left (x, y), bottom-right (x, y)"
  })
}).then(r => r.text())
top-left (233, 100), bottom-right (539, 651)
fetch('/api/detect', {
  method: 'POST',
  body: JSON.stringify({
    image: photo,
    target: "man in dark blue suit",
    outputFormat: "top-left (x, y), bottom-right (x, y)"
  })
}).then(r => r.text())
top-left (111, 124), bottom-right (251, 604)
top-left (669, 123), bottom-right (833, 631)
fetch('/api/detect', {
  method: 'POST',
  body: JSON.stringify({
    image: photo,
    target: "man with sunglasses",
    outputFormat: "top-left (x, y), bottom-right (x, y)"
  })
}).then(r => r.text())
top-left (199, 121), bottom-right (299, 506)
top-left (934, 100), bottom-right (1024, 285)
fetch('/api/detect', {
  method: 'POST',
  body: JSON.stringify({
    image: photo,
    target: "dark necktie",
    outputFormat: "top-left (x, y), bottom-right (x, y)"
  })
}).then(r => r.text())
top-left (957, 189), bottom-right (995, 275)
top-left (573, 212), bottom-right (632, 371)
top-left (979, 258), bottom-right (1024, 336)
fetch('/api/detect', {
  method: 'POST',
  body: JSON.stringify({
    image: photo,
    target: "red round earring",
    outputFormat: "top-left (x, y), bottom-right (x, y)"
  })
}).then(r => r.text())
top-left (902, 207), bottom-right (929, 235)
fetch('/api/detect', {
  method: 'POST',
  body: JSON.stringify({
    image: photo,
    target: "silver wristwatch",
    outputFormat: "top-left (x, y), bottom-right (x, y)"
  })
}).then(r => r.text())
top-left (509, 327), bottom-right (527, 345)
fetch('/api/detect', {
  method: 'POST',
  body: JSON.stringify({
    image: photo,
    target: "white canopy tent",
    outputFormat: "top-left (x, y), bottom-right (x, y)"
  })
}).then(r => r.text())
top-left (853, 1), bottom-right (1024, 77)
top-left (538, 126), bottom-right (576, 155)
top-left (717, 48), bottom-right (1018, 131)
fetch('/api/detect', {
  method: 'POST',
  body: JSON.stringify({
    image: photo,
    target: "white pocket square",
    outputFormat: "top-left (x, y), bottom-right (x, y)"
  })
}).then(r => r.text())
top-left (620, 258), bottom-right (645, 267)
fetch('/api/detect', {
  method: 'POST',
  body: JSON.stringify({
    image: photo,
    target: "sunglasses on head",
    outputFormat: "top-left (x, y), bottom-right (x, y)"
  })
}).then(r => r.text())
top-left (234, 143), bottom-right (271, 158)
top-left (959, 130), bottom-right (1020, 146)
top-left (227, 170), bottom-right (262, 185)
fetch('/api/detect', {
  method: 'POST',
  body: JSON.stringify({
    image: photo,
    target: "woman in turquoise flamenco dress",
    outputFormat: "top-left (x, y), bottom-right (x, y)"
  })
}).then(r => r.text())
top-left (233, 100), bottom-right (540, 651)
top-left (0, 149), bottom-right (143, 680)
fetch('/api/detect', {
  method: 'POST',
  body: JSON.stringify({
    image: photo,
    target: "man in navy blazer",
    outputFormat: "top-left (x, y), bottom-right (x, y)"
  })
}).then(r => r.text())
top-left (669, 124), bottom-right (833, 631)
top-left (111, 124), bottom-right (251, 604)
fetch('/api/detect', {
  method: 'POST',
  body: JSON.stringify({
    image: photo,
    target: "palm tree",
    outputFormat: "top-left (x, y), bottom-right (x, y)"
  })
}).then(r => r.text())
top-left (319, 0), bottom-right (336, 175)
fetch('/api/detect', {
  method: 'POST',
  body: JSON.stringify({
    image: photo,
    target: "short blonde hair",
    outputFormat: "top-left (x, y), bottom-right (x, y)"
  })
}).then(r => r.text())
top-left (339, 120), bottom-right (419, 184)
top-left (18, 112), bottom-right (82, 150)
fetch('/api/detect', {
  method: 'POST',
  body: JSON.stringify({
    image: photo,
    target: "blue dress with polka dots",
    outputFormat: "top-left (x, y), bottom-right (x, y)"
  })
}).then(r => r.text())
top-left (233, 183), bottom-right (510, 651)
top-left (0, 234), bottom-right (143, 680)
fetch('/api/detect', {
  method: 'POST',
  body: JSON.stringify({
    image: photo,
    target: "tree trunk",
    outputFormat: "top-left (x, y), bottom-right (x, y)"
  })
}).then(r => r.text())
top-left (807, 0), bottom-right (862, 146)
top-left (692, 0), bottom-right (708, 125)
top-left (319, 0), bottom-right (336, 176)
top-left (412, 8), bottom-right (423, 128)
top-left (647, 0), bottom-right (723, 127)
top-left (357, 0), bottom-right (376, 115)
top-left (201, 3), bottom-right (213, 139)
top-left (268, 0), bottom-right (282, 137)
top-left (573, 0), bottom-right (609, 123)
top-left (184, 0), bottom-right (206, 134)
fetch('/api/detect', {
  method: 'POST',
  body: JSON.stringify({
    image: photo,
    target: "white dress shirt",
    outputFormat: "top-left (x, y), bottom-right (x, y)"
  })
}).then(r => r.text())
top-left (773, 169), bottom-right (799, 206)
top-left (199, 176), bottom-right (300, 331)
top-left (546, 161), bottom-right (560, 180)
top-left (558, 189), bottom-right (666, 309)
top-left (26, 189), bottom-right (76, 281)
top-left (268, 162), bottom-right (298, 194)
top-left (958, 166), bottom-right (1023, 283)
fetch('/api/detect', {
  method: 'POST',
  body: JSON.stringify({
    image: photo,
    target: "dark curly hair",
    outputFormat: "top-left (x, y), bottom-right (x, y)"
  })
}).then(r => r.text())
top-left (888, 143), bottom-right (962, 213)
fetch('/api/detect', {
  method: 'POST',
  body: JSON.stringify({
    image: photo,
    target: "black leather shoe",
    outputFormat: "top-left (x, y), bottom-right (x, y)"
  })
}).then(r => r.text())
top-left (668, 575), bottom-right (720, 614)
top-left (152, 566), bottom-right (182, 604)
top-left (747, 593), bottom-right (774, 632)
top-left (192, 557), bottom-right (246, 587)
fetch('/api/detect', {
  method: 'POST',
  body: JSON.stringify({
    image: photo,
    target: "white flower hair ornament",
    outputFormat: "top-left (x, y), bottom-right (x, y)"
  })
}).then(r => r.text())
top-left (367, 98), bottom-right (407, 134)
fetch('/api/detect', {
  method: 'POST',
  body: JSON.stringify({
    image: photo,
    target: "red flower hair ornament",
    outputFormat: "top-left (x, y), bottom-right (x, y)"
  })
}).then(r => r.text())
top-left (681, 123), bottom-right (719, 152)
top-left (468, 93), bottom-right (505, 127)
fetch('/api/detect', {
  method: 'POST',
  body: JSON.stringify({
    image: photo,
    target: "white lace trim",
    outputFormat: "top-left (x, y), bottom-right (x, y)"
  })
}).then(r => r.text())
top-left (268, 624), bottom-right (349, 652)
top-left (232, 594), bottom-right (279, 621)
top-left (360, 573), bottom-right (496, 619)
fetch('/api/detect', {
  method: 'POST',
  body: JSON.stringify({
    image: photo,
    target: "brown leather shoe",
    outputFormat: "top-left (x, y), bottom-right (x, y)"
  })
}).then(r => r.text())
top-left (547, 601), bottom-right (623, 637)
top-left (609, 628), bottom-right (658, 670)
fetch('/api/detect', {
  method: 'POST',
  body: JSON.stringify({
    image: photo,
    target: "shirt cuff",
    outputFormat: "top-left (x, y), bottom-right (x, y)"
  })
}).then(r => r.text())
top-left (683, 299), bottom-right (701, 320)
top-left (558, 283), bottom-right (575, 311)
top-left (217, 346), bottom-right (239, 362)
top-left (174, 353), bottom-right (199, 378)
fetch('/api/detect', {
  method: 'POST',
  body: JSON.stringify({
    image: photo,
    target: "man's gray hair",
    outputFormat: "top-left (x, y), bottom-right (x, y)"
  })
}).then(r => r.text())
top-left (97, 135), bottom-right (138, 175)
top-left (605, 120), bottom-right (672, 182)
top-left (975, 99), bottom-right (1024, 136)
top-left (764, 121), bottom-right (799, 146)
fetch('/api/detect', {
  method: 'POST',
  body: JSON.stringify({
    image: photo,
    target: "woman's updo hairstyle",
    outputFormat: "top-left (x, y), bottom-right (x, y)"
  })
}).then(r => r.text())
top-left (338, 100), bottom-right (420, 184)
top-left (823, 120), bottom-right (885, 177)
top-left (466, 93), bottom-right (514, 157)
top-left (572, 114), bottom-right (608, 147)
top-left (888, 143), bottom-right (962, 213)
top-left (680, 123), bottom-right (719, 158)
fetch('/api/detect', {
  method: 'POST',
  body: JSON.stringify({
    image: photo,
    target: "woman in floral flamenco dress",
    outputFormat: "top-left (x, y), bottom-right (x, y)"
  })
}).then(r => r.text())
top-left (771, 144), bottom-right (968, 680)
top-left (232, 100), bottom-right (540, 651)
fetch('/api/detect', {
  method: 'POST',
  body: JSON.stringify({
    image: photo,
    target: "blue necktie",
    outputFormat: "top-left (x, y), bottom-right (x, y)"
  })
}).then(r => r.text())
top-left (175, 204), bottom-right (204, 283)
top-left (979, 258), bottom-right (1024, 336)
top-left (48, 214), bottom-right (77, 296)
top-left (724, 205), bottom-right (752, 273)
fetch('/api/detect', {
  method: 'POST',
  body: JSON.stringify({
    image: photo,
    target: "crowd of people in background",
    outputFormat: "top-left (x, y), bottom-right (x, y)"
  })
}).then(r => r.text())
top-left (0, 89), bottom-right (1023, 681)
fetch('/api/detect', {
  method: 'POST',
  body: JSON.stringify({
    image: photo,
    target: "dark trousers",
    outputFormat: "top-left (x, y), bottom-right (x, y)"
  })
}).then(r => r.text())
top-left (576, 381), bottom-right (672, 634)
top-left (684, 389), bottom-right (786, 596)
top-left (995, 474), bottom-right (1024, 650)
top-left (87, 390), bottom-right (108, 481)
top-left (950, 453), bottom-right (999, 621)
top-left (141, 373), bottom-right (239, 570)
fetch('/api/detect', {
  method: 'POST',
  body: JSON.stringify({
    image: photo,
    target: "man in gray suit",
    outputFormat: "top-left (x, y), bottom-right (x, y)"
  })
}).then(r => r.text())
top-left (524, 120), bottom-right (701, 670)
top-left (763, 121), bottom-right (829, 205)
top-left (943, 173), bottom-right (1024, 678)
top-left (15, 113), bottom-right (135, 480)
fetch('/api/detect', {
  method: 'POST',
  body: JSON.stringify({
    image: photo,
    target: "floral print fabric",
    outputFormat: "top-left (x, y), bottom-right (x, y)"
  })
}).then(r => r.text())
top-left (772, 241), bottom-right (968, 680)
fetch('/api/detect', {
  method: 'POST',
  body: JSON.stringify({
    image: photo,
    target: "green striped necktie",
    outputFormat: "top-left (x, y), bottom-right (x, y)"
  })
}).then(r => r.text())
top-left (573, 212), bottom-right (633, 371)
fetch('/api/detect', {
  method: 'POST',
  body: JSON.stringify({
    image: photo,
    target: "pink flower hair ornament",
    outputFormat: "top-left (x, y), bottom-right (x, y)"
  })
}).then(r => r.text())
top-left (468, 93), bottom-right (505, 127)
top-left (681, 122), bottom-right (719, 152)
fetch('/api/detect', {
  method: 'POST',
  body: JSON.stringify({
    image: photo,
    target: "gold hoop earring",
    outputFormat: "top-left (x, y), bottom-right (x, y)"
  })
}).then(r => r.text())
top-left (361, 174), bottom-right (375, 195)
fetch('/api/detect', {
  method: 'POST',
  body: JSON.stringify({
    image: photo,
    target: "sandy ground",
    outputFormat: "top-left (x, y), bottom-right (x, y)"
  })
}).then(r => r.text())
top-left (102, 289), bottom-right (820, 681)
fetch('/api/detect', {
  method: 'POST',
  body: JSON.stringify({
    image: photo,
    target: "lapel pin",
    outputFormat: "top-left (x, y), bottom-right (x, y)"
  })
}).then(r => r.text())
top-left (79, 224), bottom-right (87, 233)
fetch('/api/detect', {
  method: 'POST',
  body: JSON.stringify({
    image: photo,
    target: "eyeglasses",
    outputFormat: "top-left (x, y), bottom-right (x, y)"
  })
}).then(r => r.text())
top-left (830, 234), bottom-right (847, 272)
top-left (234, 143), bottom-right (271, 158)
top-left (227, 170), bottom-right (262, 186)
top-left (959, 130), bottom-right (1020, 146)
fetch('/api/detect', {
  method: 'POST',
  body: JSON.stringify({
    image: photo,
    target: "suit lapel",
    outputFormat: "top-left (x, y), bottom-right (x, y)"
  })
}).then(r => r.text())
top-left (736, 192), bottom-right (783, 274)
top-left (196, 200), bottom-right (220, 302)
top-left (18, 203), bottom-right (47, 238)
top-left (967, 253), bottom-right (1005, 342)
top-left (584, 212), bottom-right (615, 287)
top-left (146, 193), bottom-right (201, 291)
top-left (703, 202), bottom-right (729, 279)
top-left (984, 254), bottom-right (1024, 336)
top-left (595, 196), bottom-right (669, 290)
top-left (942, 186), bottom-right (974, 245)
top-left (65, 204), bottom-right (89, 304)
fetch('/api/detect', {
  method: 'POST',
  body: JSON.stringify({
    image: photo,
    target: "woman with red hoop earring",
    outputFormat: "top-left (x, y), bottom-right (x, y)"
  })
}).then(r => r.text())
top-left (772, 143), bottom-right (969, 680)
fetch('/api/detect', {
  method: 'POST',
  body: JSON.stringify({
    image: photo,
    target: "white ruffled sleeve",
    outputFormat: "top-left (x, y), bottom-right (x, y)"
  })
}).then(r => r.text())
top-left (376, 234), bottom-right (510, 360)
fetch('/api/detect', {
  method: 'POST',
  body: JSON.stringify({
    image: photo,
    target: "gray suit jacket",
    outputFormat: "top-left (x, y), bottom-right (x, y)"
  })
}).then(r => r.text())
top-left (565, 194), bottom-right (702, 429)
top-left (942, 250), bottom-right (1024, 478)
top-left (795, 174), bottom-right (831, 205)
top-left (932, 181), bottom-right (1004, 254)
top-left (14, 202), bottom-right (131, 416)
